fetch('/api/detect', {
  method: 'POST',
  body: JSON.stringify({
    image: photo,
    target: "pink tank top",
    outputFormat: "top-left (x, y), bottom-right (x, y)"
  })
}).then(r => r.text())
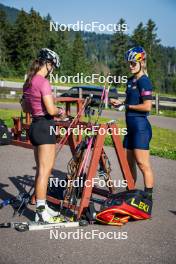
top-left (23, 75), bottom-right (52, 116)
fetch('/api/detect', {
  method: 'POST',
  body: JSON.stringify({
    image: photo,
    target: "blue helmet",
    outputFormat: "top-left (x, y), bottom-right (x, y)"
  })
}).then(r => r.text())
top-left (125, 47), bottom-right (146, 62)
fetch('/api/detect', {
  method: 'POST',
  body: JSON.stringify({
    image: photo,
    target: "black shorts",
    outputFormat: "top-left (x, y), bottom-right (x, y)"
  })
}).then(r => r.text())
top-left (29, 115), bottom-right (56, 146)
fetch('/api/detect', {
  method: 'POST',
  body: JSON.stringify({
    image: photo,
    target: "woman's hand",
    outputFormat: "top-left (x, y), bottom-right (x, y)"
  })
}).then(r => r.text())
top-left (57, 107), bottom-right (65, 117)
top-left (110, 98), bottom-right (123, 107)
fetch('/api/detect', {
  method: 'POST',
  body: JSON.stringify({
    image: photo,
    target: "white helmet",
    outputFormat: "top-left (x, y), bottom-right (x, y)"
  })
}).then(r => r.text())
top-left (38, 48), bottom-right (60, 68)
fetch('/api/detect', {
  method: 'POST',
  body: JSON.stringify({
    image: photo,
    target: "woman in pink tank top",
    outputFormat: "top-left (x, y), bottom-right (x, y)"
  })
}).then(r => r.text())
top-left (22, 48), bottom-right (65, 223)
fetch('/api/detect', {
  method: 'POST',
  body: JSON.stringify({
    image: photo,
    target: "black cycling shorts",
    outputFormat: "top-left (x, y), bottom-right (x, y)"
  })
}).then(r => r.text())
top-left (29, 115), bottom-right (56, 146)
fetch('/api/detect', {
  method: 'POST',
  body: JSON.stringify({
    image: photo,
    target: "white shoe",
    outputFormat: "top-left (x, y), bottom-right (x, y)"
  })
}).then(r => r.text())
top-left (35, 206), bottom-right (64, 223)
top-left (45, 203), bottom-right (59, 217)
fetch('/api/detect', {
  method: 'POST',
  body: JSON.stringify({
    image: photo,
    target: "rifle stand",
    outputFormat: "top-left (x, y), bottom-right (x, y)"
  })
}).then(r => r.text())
top-left (10, 101), bottom-right (135, 220)
top-left (76, 123), bottom-right (135, 219)
top-left (47, 123), bottom-right (135, 220)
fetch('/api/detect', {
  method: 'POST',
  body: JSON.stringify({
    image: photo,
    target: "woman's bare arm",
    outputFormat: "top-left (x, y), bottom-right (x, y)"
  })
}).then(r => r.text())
top-left (42, 95), bottom-right (63, 116)
top-left (128, 100), bottom-right (152, 112)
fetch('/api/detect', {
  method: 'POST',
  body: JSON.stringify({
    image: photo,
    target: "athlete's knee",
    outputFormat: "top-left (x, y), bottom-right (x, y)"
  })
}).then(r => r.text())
top-left (136, 160), bottom-right (151, 172)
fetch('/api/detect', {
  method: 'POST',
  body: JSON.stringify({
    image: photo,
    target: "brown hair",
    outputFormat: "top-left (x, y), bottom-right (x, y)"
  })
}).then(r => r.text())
top-left (23, 59), bottom-right (46, 90)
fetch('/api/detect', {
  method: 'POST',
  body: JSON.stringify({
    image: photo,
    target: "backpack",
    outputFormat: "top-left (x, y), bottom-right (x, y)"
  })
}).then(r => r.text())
top-left (96, 189), bottom-right (152, 226)
top-left (0, 119), bottom-right (12, 145)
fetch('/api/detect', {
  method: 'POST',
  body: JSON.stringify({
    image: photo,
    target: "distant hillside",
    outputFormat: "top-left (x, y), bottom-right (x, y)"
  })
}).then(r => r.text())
top-left (0, 3), bottom-right (19, 23)
top-left (0, 3), bottom-right (176, 94)
top-left (0, 3), bottom-right (112, 65)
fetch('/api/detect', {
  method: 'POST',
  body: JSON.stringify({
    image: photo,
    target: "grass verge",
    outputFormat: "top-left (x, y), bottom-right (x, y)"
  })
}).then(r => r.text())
top-left (0, 109), bottom-right (176, 160)
top-left (0, 98), bottom-right (176, 118)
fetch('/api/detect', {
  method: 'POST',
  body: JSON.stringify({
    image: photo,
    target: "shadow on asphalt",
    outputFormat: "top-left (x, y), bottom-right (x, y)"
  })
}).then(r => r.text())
top-left (0, 168), bottom-right (68, 221)
top-left (169, 210), bottom-right (176, 215)
top-left (0, 175), bottom-right (35, 220)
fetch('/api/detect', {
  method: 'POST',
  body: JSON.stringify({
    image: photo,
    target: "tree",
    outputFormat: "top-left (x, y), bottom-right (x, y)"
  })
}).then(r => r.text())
top-left (0, 4), bottom-right (176, 95)
top-left (110, 18), bottom-right (129, 83)
top-left (72, 32), bottom-right (90, 75)
top-left (28, 8), bottom-right (46, 57)
top-left (11, 9), bottom-right (46, 75)
top-left (130, 20), bottom-right (161, 90)
top-left (145, 19), bottom-right (160, 54)
top-left (145, 19), bottom-right (160, 89)
top-left (11, 10), bottom-right (31, 74)
top-left (0, 10), bottom-right (10, 76)
top-left (131, 22), bottom-right (146, 47)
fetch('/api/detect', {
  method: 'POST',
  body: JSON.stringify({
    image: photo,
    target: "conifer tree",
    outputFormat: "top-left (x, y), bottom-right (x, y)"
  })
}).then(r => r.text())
top-left (111, 18), bottom-right (129, 81)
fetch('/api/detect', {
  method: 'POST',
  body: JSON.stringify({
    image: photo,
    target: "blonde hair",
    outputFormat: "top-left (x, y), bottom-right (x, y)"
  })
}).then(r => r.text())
top-left (142, 59), bottom-right (148, 76)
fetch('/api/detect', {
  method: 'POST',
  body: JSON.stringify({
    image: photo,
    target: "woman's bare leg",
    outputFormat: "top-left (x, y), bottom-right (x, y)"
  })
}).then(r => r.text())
top-left (31, 147), bottom-right (39, 204)
top-left (35, 144), bottom-right (56, 200)
top-left (134, 149), bottom-right (154, 188)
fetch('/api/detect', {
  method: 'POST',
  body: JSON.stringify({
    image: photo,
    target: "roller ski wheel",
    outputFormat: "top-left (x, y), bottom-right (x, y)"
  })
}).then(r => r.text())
top-left (14, 222), bottom-right (29, 232)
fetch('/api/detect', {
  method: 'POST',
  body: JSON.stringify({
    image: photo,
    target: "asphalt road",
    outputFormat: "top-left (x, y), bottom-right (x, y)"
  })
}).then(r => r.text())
top-left (0, 102), bottom-right (176, 131)
top-left (0, 145), bottom-right (176, 264)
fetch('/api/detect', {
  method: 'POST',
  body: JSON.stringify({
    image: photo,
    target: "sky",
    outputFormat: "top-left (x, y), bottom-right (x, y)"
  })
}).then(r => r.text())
top-left (1, 0), bottom-right (176, 47)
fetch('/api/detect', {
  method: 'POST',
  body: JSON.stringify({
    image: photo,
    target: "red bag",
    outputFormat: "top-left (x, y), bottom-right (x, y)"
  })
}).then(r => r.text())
top-left (96, 190), bottom-right (152, 226)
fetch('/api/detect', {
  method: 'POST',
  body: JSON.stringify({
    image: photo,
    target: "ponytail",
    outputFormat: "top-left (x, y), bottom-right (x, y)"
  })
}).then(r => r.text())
top-left (143, 59), bottom-right (148, 77)
top-left (23, 59), bottom-right (46, 89)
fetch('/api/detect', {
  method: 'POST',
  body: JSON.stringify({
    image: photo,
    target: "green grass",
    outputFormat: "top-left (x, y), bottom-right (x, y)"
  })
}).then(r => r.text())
top-left (69, 114), bottom-right (176, 160)
top-left (0, 77), bottom-right (25, 83)
top-left (154, 110), bottom-right (176, 118)
top-left (0, 109), bottom-right (21, 127)
top-left (1, 98), bottom-right (176, 118)
top-left (83, 116), bottom-right (176, 160)
top-left (157, 92), bottom-right (176, 98)
top-left (2, 77), bottom-right (176, 97)
top-left (0, 76), bottom-right (106, 88)
top-left (0, 98), bottom-right (20, 103)
top-left (150, 126), bottom-right (176, 159)
top-left (0, 109), bottom-right (176, 160)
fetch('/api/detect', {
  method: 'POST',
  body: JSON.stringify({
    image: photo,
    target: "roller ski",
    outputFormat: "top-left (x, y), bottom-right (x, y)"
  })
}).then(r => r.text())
top-left (0, 203), bottom-right (88, 232)
top-left (0, 219), bottom-right (88, 232)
